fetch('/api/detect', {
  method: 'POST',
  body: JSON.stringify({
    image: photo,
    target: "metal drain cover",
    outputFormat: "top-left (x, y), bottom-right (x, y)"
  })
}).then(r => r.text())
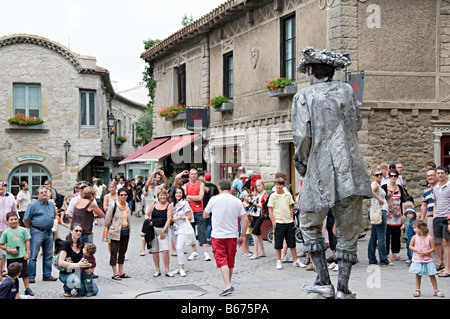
top-left (136, 284), bottom-right (207, 299)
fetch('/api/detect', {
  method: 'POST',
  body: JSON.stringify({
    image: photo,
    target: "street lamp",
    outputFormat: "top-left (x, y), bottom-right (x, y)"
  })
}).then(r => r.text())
top-left (107, 112), bottom-right (116, 161)
top-left (107, 112), bottom-right (116, 132)
top-left (63, 140), bottom-right (71, 167)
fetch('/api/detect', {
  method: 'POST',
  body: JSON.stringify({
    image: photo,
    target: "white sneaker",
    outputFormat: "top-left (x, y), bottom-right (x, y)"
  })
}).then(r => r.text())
top-left (188, 252), bottom-right (199, 261)
top-left (276, 260), bottom-right (283, 270)
top-left (293, 259), bottom-right (307, 268)
top-left (179, 269), bottom-right (186, 277)
top-left (204, 252), bottom-right (212, 261)
top-left (333, 264), bottom-right (339, 271)
top-left (328, 262), bottom-right (337, 269)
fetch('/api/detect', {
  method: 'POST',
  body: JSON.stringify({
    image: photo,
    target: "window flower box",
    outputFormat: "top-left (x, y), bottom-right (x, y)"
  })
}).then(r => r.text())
top-left (158, 105), bottom-right (186, 121)
top-left (164, 112), bottom-right (186, 122)
top-left (268, 84), bottom-right (297, 97)
top-left (212, 102), bottom-right (234, 112)
top-left (6, 123), bottom-right (48, 133)
top-left (117, 135), bottom-right (127, 145)
top-left (266, 76), bottom-right (297, 97)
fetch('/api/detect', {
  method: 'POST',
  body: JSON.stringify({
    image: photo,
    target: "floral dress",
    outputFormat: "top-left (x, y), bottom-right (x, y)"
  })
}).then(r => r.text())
top-left (386, 185), bottom-right (402, 226)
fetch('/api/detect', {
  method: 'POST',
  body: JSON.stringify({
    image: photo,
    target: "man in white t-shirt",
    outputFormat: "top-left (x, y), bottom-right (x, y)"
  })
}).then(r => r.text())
top-left (16, 181), bottom-right (31, 227)
top-left (203, 179), bottom-right (248, 297)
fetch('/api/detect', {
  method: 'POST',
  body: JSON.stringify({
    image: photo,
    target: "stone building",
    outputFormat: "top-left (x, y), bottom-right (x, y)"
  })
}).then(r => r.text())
top-left (0, 34), bottom-right (146, 197)
top-left (142, 0), bottom-right (449, 204)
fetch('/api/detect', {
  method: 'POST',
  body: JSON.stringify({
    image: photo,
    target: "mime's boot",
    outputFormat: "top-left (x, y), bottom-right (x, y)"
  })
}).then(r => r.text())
top-left (336, 259), bottom-right (356, 299)
top-left (301, 250), bottom-right (335, 299)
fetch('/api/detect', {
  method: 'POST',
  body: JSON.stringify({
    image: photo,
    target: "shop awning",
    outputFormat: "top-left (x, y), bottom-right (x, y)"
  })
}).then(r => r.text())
top-left (131, 133), bottom-right (199, 163)
top-left (119, 137), bottom-right (170, 165)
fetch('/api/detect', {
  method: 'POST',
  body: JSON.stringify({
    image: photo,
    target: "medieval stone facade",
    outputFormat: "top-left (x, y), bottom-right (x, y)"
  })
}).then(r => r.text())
top-left (0, 34), bottom-right (145, 197)
top-left (142, 0), bottom-right (449, 208)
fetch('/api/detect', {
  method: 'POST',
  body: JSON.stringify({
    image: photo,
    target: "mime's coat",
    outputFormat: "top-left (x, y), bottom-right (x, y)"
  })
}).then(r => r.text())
top-left (292, 78), bottom-right (372, 212)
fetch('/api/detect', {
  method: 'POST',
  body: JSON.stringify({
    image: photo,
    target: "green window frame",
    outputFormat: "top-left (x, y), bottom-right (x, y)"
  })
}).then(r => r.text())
top-left (8, 164), bottom-right (50, 199)
top-left (13, 84), bottom-right (41, 118)
top-left (80, 90), bottom-right (96, 128)
top-left (281, 14), bottom-right (296, 81)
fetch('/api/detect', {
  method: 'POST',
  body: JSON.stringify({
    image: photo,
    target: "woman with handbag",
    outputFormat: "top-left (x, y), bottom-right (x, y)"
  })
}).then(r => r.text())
top-left (368, 167), bottom-right (393, 267)
top-left (170, 187), bottom-right (193, 277)
top-left (382, 169), bottom-right (406, 262)
top-left (146, 188), bottom-right (174, 277)
top-left (105, 188), bottom-right (132, 281)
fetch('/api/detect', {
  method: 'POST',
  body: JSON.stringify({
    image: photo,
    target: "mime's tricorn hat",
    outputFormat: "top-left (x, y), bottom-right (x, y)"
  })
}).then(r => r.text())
top-left (297, 46), bottom-right (352, 74)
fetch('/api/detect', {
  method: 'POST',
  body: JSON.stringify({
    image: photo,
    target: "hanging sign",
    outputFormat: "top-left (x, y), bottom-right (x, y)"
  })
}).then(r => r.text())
top-left (186, 107), bottom-right (209, 132)
top-left (348, 71), bottom-right (365, 106)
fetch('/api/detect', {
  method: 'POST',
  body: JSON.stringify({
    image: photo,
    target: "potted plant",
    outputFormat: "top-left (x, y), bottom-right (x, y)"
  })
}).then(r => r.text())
top-left (109, 128), bottom-right (117, 135)
top-left (117, 135), bottom-right (127, 145)
top-left (266, 76), bottom-right (297, 97)
top-left (208, 96), bottom-right (234, 112)
top-left (135, 137), bottom-right (144, 145)
top-left (8, 113), bottom-right (44, 127)
top-left (158, 104), bottom-right (187, 121)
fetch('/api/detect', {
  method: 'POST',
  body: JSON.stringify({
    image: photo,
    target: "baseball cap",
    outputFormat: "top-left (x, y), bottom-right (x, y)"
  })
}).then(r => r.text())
top-left (204, 173), bottom-right (211, 180)
top-left (77, 181), bottom-right (88, 188)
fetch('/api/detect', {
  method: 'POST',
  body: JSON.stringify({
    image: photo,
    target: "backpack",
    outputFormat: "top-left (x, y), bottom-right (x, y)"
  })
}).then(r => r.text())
top-left (250, 174), bottom-right (262, 192)
top-left (260, 190), bottom-right (274, 220)
top-left (53, 189), bottom-right (64, 209)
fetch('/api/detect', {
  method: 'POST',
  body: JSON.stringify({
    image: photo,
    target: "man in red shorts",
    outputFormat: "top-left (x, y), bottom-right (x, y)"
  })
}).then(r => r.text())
top-left (203, 179), bottom-right (248, 296)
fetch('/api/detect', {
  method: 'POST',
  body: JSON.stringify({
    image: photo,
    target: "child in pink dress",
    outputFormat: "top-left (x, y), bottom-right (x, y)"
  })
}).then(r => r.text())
top-left (409, 220), bottom-right (444, 297)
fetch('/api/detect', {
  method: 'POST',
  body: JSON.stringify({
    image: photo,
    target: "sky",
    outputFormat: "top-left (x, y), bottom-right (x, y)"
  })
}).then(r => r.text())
top-left (0, 0), bottom-right (226, 91)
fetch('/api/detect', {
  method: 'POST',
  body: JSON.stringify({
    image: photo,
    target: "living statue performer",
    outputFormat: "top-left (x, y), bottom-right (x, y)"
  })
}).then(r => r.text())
top-left (292, 47), bottom-right (372, 299)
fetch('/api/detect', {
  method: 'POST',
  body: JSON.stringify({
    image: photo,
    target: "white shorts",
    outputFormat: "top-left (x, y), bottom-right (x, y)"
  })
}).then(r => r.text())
top-left (149, 227), bottom-right (170, 253)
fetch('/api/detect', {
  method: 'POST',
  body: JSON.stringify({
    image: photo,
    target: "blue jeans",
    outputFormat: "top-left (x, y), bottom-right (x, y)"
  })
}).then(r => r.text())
top-left (28, 228), bottom-right (53, 279)
top-left (80, 233), bottom-right (94, 244)
top-left (368, 210), bottom-right (389, 265)
top-left (59, 272), bottom-right (98, 296)
top-left (193, 211), bottom-right (207, 245)
top-left (80, 270), bottom-right (97, 296)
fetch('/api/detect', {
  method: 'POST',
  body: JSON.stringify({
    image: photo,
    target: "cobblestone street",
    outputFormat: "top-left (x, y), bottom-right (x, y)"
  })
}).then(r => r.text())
top-left (26, 214), bottom-right (449, 301)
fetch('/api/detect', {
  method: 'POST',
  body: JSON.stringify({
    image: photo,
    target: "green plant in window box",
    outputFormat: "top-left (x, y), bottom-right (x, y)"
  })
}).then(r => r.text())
top-left (157, 104), bottom-right (186, 119)
top-left (207, 96), bottom-right (230, 108)
top-left (8, 113), bottom-right (44, 125)
top-left (265, 76), bottom-right (293, 92)
top-left (117, 135), bottom-right (127, 143)
top-left (135, 137), bottom-right (144, 144)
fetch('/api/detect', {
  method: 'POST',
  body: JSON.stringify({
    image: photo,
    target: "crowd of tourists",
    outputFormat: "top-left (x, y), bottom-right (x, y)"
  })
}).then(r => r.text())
top-left (0, 161), bottom-right (449, 298)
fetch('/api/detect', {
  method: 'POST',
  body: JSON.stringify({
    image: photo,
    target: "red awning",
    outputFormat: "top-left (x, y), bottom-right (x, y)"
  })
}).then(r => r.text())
top-left (119, 137), bottom-right (170, 165)
top-left (131, 134), bottom-right (199, 162)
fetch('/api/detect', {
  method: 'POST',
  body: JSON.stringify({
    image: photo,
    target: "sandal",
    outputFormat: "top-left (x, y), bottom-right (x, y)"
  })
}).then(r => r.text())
top-left (434, 290), bottom-right (444, 297)
top-left (111, 274), bottom-right (122, 281)
top-left (64, 292), bottom-right (72, 297)
top-left (119, 273), bottom-right (131, 278)
top-left (413, 289), bottom-right (421, 297)
top-left (438, 272), bottom-right (450, 278)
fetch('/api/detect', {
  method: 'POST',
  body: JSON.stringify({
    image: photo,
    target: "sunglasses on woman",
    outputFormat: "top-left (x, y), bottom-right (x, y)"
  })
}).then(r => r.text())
top-left (374, 173), bottom-right (382, 177)
top-left (390, 175), bottom-right (398, 178)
